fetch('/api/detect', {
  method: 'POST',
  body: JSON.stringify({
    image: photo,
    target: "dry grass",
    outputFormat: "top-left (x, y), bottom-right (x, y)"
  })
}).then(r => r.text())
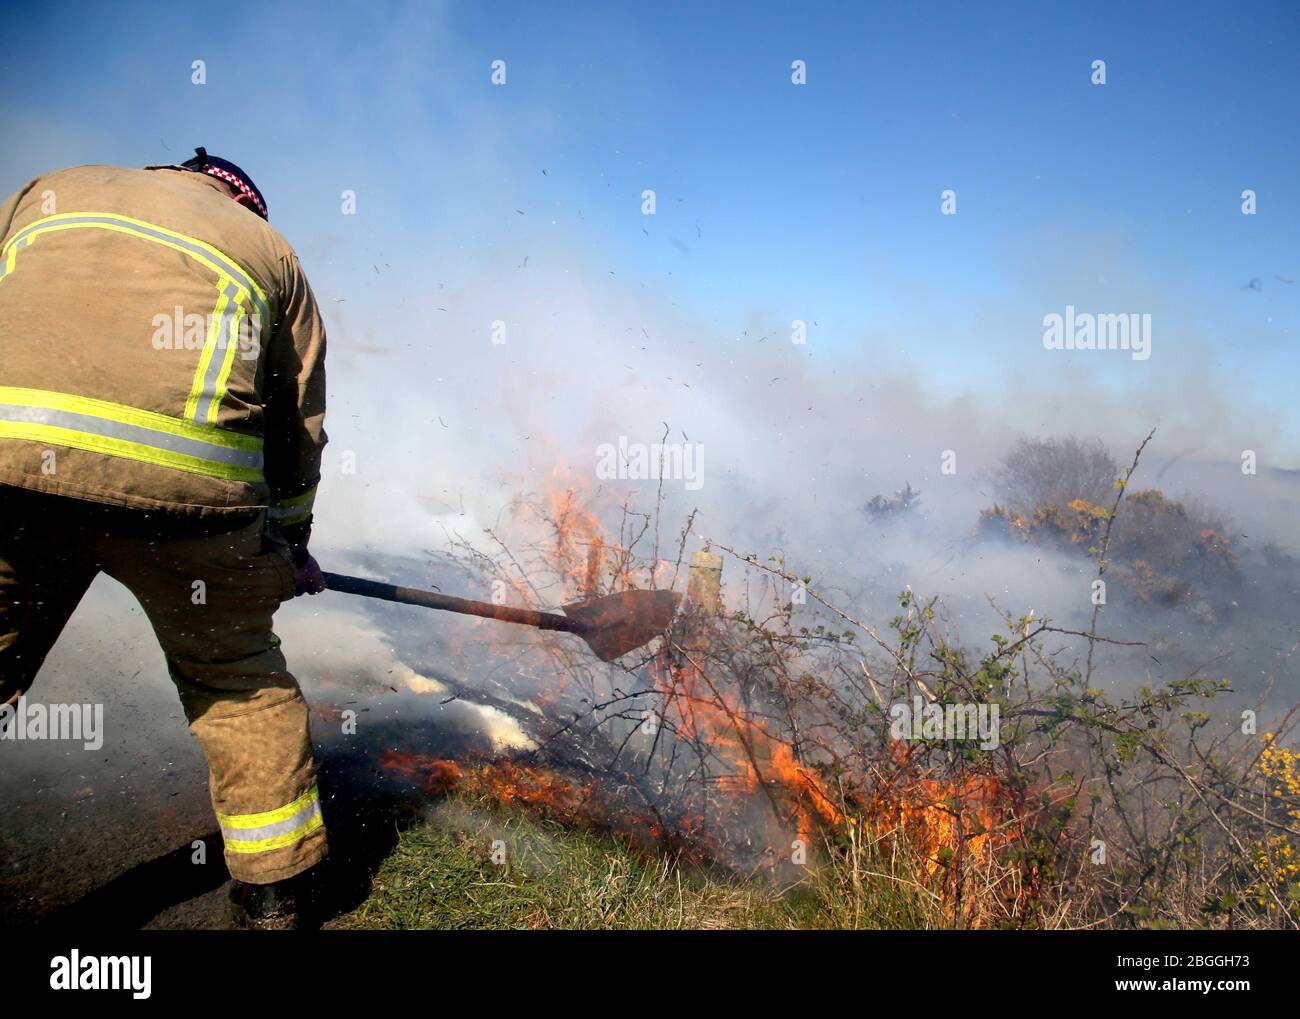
top-left (327, 794), bottom-right (953, 930)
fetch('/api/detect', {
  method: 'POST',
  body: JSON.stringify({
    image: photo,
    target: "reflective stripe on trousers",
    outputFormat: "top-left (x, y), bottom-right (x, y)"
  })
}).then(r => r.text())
top-left (217, 786), bottom-right (324, 855)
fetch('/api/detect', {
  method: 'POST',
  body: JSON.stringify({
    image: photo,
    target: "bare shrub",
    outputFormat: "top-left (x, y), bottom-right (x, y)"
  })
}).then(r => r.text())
top-left (993, 437), bottom-right (1119, 514)
top-left (982, 437), bottom-right (1239, 608)
top-left (414, 436), bottom-right (1296, 928)
top-left (862, 482), bottom-right (922, 521)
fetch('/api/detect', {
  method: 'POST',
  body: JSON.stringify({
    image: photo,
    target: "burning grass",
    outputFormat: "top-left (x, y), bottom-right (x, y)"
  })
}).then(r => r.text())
top-left (365, 436), bottom-right (1300, 929)
top-left (378, 753), bottom-right (610, 837)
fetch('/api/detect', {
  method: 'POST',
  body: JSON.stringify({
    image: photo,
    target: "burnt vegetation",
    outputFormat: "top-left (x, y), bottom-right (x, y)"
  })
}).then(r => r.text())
top-left (359, 434), bottom-right (1299, 930)
top-left (978, 436), bottom-right (1241, 615)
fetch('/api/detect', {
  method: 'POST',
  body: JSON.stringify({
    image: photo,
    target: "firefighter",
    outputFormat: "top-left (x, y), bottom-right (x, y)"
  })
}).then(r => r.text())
top-left (0, 150), bottom-right (329, 929)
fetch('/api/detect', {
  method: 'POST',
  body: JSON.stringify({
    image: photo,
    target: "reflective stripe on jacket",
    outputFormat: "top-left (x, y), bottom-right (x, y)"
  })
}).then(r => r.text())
top-left (0, 164), bottom-right (325, 537)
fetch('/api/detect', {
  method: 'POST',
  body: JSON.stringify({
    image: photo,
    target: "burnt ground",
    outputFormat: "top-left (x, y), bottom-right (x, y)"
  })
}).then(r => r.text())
top-left (0, 571), bottom-right (521, 931)
top-left (2, 741), bottom-right (425, 931)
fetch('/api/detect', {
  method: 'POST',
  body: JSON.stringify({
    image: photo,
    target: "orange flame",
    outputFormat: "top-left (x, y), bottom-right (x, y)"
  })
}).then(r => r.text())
top-left (378, 751), bottom-right (593, 817)
top-left (378, 458), bottom-right (1018, 891)
top-left (645, 643), bottom-right (845, 849)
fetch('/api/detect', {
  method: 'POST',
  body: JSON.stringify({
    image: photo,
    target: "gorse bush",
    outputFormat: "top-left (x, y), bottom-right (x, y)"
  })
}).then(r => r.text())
top-left (412, 431), bottom-right (1297, 929)
top-left (979, 436), bottom-right (1238, 610)
top-left (992, 436), bottom-right (1119, 516)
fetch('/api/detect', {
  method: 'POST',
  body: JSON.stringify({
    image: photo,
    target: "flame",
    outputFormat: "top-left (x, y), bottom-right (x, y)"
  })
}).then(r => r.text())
top-left (379, 751), bottom-right (465, 795)
top-left (880, 759), bottom-right (1005, 877)
top-left (541, 463), bottom-right (608, 600)
top-left (644, 640), bottom-right (846, 852)
top-left (455, 460), bottom-right (851, 858)
top-left (375, 457), bottom-right (1019, 899)
top-left (534, 458), bottom-right (670, 601)
top-left (378, 751), bottom-right (593, 816)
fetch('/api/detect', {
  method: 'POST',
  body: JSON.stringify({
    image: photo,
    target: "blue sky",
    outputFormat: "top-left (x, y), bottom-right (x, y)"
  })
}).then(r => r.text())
top-left (2, 0), bottom-right (1298, 445)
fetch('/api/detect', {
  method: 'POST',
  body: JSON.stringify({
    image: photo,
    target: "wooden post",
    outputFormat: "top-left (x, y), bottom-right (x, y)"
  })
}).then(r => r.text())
top-left (686, 548), bottom-right (723, 616)
top-left (581, 540), bottom-right (603, 598)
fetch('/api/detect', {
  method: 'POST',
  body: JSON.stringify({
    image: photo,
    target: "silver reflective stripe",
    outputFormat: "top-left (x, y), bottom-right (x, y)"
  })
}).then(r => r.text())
top-left (192, 279), bottom-right (243, 424)
top-left (221, 798), bottom-right (323, 847)
top-left (5, 215), bottom-right (269, 325)
top-left (0, 236), bottom-right (32, 283)
top-left (268, 489), bottom-right (316, 520)
top-left (0, 404), bottom-right (263, 469)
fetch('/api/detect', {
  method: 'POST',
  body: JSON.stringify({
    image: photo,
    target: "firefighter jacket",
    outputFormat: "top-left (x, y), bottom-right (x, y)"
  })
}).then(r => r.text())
top-left (0, 164), bottom-right (326, 546)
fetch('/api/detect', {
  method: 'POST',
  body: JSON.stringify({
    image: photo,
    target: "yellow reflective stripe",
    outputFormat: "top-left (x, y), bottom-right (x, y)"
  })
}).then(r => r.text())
top-left (185, 281), bottom-right (224, 421)
top-left (217, 786), bottom-right (324, 855)
top-left (269, 486), bottom-right (317, 525)
top-left (0, 387), bottom-right (260, 450)
top-left (0, 214), bottom-right (268, 428)
top-left (185, 277), bottom-right (239, 422)
top-left (2, 212), bottom-right (270, 319)
top-left (207, 295), bottom-right (246, 423)
top-left (223, 813), bottom-right (323, 855)
top-left (0, 421), bottom-right (260, 481)
top-left (5, 220), bottom-right (246, 307)
top-left (0, 386), bottom-right (264, 483)
top-left (217, 786), bottom-right (320, 830)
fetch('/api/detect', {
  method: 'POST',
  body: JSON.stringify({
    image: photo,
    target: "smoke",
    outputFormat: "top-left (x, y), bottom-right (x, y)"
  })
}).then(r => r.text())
top-left (303, 229), bottom-right (1300, 698)
top-left (5, 133), bottom-right (1296, 807)
top-left (3, 5), bottom-right (1298, 882)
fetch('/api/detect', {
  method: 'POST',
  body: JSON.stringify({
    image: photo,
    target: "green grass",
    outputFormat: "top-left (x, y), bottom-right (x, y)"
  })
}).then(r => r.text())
top-left (326, 794), bottom-right (940, 930)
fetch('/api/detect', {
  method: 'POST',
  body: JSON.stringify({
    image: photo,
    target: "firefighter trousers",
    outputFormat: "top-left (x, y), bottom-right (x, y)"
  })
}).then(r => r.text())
top-left (0, 491), bottom-right (327, 883)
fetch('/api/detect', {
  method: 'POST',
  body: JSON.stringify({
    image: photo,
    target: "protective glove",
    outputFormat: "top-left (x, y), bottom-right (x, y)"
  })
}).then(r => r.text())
top-left (292, 547), bottom-right (326, 596)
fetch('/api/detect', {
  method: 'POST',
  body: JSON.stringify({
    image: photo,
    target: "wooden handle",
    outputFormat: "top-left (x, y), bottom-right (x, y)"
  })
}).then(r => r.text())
top-left (320, 572), bottom-right (582, 633)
